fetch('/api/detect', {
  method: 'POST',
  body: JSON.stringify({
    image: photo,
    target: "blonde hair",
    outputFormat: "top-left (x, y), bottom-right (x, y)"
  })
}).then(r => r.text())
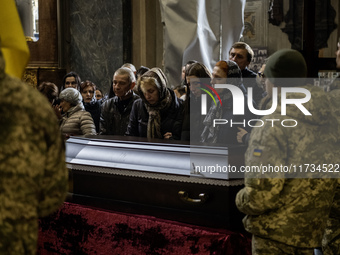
top-left (138, 67), bottom-right (168, 100)
top-left (139, 77), bottom-right (158, 93)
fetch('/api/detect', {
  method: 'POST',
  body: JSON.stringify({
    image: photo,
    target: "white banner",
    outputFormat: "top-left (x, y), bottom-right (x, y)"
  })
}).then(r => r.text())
top-left (160, 0), bottom-right (246, 87)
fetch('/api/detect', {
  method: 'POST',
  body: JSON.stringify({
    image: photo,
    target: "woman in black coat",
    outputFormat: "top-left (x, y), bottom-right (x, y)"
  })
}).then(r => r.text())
top-left (80, 80), bottom-right (102, 133)
top-left (126, 68), bottom-right (183, 140)
top-left (181, 62), bottom-right (212, 143)
top-left (201, 60), bottom-right (256, 145)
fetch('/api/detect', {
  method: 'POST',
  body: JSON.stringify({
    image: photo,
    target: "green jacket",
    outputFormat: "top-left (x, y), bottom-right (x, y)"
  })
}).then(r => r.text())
top-left (236, 84), bottom-right (339, 248)
top-left (0, 54), bottom-right (68, 254)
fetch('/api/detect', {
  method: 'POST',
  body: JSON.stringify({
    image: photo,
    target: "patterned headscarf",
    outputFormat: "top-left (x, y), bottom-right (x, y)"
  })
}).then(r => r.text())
top-left (138, 67), bottom-right (168, 102)
top-left (138, 68), bottom-right (172, 139)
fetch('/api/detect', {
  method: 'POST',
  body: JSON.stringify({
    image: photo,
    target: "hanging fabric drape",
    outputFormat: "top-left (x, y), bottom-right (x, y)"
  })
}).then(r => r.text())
top-left (159, 0), bottom-right (246, 87)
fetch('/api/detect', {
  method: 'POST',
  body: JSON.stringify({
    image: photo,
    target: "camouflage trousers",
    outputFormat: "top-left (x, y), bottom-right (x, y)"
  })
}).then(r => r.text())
top-left (323, 238), bottom-right (340, 255)
top-left (322, 218), bottom-right (340, 255)
top-left (0, 220), bottom-right (38, 255)
top-left (252, 235), bottom-right (314, 255)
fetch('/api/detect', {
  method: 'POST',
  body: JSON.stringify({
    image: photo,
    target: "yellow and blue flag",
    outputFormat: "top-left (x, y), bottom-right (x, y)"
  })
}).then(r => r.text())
top-left (0, 0), bottom-right (30, 78)
top-left (253, 149), bottom-right (262, 157)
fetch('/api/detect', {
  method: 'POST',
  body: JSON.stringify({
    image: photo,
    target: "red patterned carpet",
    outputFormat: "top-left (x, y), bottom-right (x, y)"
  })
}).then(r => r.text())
top-left (38, 202), bottom-right (251, 255)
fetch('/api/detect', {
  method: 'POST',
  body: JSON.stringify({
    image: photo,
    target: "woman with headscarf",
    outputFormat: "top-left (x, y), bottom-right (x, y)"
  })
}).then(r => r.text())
top-left (126, 67), bottom-right (183, 139)
top-left (58, 88), bottom-right (97, 139)
top-left (201, 60), bottom-right (256, 145)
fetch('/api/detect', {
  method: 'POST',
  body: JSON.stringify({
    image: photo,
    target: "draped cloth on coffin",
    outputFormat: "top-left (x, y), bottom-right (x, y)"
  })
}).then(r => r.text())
top-left (38, 202), bottom-right (251, 255)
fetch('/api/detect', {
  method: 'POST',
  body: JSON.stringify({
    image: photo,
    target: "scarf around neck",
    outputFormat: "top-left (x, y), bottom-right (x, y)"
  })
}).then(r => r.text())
top-left (145, 88), bottom-right (172, 139)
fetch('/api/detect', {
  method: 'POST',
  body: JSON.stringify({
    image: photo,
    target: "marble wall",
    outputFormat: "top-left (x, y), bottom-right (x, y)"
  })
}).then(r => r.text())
top-left (69, 0), bottom-right (125, 94)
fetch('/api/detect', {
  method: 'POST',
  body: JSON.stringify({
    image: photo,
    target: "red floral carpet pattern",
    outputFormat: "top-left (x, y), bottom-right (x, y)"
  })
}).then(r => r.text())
top-left (38, 202), bottom-right (251, 255)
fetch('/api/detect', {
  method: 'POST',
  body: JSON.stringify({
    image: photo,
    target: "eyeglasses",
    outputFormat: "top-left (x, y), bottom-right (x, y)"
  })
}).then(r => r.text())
top-left (258, 72), bottom-right (265, 78)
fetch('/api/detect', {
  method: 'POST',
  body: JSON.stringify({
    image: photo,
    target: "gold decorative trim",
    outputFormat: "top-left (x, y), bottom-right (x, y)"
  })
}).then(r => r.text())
top-left (25, 36), bottom-right (34, 42)
top-left (23, 69), bottom-right (38, 88)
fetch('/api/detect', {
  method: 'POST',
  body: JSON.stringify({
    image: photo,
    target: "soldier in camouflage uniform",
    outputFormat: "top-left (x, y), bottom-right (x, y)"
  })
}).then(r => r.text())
top-left (322, 43), bottom-right (340, 255)
top-left (323, 186), bottom-right (340, 255)
top-left (236, 49), bottom-right (339, 255)
top-left (0, 50), bottom-right (68, 254)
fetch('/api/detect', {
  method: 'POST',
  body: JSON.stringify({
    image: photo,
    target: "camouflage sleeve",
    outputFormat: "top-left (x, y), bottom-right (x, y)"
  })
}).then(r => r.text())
top-left (236, 122), bottom-right (287, 215)
top-left (329, 181), bottom-right (340, 218)
top-left (236, 178), bottom-right (285, 215)
top-left (323, 181), bottom-right (340, 252)
top-left (38, 128), bottom-right (68, 217)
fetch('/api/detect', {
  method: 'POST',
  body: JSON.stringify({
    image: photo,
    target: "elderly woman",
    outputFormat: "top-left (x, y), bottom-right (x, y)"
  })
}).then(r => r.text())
top-left (58, 88), bottom-right (97, 139)
top-left (126, 67), bottom-right (183, 139)
top-left (201, 60), bottom-right (255, 145)
top-left (80, 80), bottom-right (102, 133)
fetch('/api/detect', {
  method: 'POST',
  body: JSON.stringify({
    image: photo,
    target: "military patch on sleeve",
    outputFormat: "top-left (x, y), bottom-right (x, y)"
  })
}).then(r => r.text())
top-left (253, 149), bottom-right (262, 157)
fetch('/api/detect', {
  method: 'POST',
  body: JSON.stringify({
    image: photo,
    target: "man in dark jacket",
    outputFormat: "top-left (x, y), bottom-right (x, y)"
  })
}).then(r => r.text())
top-left (100, 67), bottom-right (139, 135)
top-left (229, 42), bottom-right (264, 107)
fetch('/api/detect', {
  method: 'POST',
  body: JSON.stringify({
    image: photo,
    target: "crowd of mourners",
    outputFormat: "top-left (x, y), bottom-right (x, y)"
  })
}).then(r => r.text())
top-left (38, 42), bottom-right (265, 144)
top-left (36, 41), bottom-right (340, 255)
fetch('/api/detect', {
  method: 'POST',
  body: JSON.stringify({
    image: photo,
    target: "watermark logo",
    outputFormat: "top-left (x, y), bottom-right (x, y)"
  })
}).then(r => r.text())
top-left (199, 83), bottom-right (312, 128)
top-left (199, 83), bottom-right (222, 115)
top-left (201, 84), bottom-right (311, 116)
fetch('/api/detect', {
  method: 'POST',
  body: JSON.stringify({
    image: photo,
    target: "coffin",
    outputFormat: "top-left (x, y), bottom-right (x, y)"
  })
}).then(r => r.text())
top-left (65, 135), bottom-right (246, 231)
